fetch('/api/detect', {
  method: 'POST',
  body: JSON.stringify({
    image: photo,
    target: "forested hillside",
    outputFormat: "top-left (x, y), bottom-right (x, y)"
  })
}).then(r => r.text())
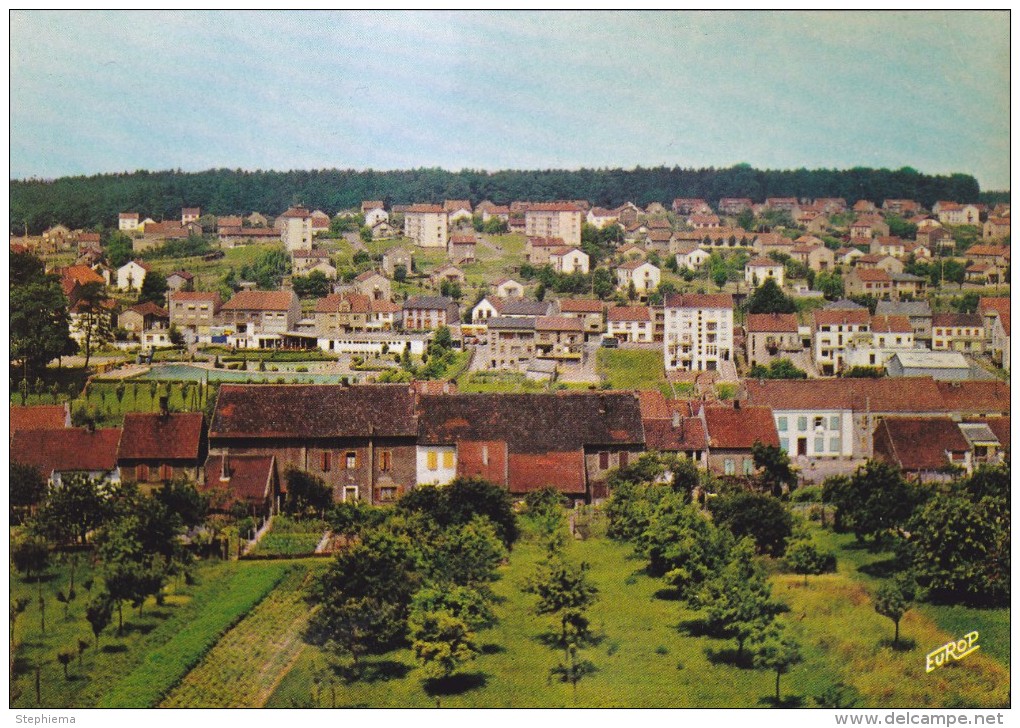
top-left (11, 164), bottom-right (983, 234)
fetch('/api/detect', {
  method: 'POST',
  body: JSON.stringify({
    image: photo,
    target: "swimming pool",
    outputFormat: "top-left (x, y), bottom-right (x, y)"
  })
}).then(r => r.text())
top-left (130, 364), bottom-right (354, 384)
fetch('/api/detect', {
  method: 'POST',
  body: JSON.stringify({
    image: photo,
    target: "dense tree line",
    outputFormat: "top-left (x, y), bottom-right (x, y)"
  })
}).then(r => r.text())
top-left (11, 164), bottom-right (982, 234)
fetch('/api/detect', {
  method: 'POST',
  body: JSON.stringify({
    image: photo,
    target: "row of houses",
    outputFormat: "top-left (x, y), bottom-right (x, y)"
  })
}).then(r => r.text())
top-left (11, 376), bottom-right (1009, 515)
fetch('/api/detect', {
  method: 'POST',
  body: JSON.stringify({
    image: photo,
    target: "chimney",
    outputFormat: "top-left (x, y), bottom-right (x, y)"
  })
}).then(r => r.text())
top-left (220, 452), bottom-right (231, 482)
top-left (159, 395), bottom-right (169, 418)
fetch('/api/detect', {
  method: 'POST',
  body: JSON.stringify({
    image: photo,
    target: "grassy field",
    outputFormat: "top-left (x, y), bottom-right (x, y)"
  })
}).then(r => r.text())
top-left (10, 558), bottom-right (292, 708)
top-left (161, 562), bottom-right (325, 707)
top-left (457, 372), bottom-right (593, 394)
top-left (250, 517), bottom-right (329, 556)
top-left (595, 347), bottom-right (671, 396)
top-left (266, 524), bottom-right (1009, 708)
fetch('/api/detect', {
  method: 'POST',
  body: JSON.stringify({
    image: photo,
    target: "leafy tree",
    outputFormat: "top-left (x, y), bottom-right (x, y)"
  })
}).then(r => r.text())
top-left (11, 535), bottom-right (50, 582)
top-left (748, 359), bottom-right (807, 380)
top-left (813, 270), bottom-right (844, 300)
top-left (154, 480), bottom-right (207, 529)
top-left (904, 466), bottom-right (1009, 606)
top-left (708, 491), bottom-right (793, 557)
top-left (525, 555), bottom-right (599, 654)
top-left (137, 270), bottom-right (169, 306)
top-left (640, 492), bottom-right (732, 601)
top-left (873, 575), bottom-right (916, 646)
top-left (393, 264), bottom-right (407, 282)
top-left (327, 499), bottom-right (387, 540)
top-left (57, 649), bottom-right (74, 679)
top-left (885, 215), bottom-right (918, 240)
top-left (72, 281), bottom-right (114, 370)
top-left (359, 226), bottom-right (373, 244)
top-left (694, 539), bottom-right (784, 658)
top-left (951, 291), bottom-right (981, 314)
top-left (752, 442), bottom-right (798, 497)
top-left (941, 259), bottom-right (966, 289)
top-left (397, 477), bottom-right (518, 548)
top-left (712, 268), bottom-right (727, 291)
top-left (483, 217), bottom-right (508, 234)
top-left (352, 250), bottom-right (371, 267)
top-left (423, 516), bottom-right (507, 588)
top-left (784, 540), bottom-right (837, 585)
top-left (85, 593), bottom-right (113, 648)
top-left (10, 252), bottom-right (77, 374)
top-left (550, 643), bottom-right (597, 705)
top-left (284, 467), bottom-right (334, 517)
top-left (752, 631), bottom-right (803, 704)
top-left (240, 248), bottom-right (290, 290)
top-left (33, 474), bottom-right (115, 546)
top-left (814, 681), bottom-right (861, 708)
top-left (10, 462), bottom-right (47, 523)
top-left (409, 609), bottom-right (478, 682)
top-left (841, 365), bottom-right (884, 378)
top-left (534, 282), bottom-right (546, 301)
top-left (292, 270), bottom-right (332, 298)
top-left (746, 278), bottom-right (796, 314)
top-left (411, 586), bottom-right (496, 632)
top-left (823, 461), bottom-right (923, 542)
top-left (104, 231), bottom-right (134, 268)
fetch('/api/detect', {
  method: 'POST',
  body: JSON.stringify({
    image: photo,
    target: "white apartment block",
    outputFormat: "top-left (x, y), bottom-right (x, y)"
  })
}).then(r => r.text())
top-left (404, 205), bottom-right (450, 248)
top-left (278, 205), bottom-right (313, 252)
top-left (663, 294), bottom-right (734, 371)
top-left (524, 203), bottom-right (583, 247)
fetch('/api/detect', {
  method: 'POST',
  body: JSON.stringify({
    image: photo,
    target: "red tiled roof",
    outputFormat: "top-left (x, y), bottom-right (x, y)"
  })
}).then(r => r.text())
top-left (852, 268), bottom-right (892, 282)
top-left (508, 451), bottom-right (586, 494)
top-left (526, 202), bottom-right (582, 212)
top-left (637, 390), bottom-right (672, 420)
top-left (293, 249), bottom-right (331, 259)
top-left (870, 315), bottom-right (912, 334)
top-left (664, 293), bottom-right (734, 309)
top-left (558, 299), bottom-right (604, 314)
top-left (11, 428), bottom-right (121, 475)
top-left (10, 405), bottom-right (68, 434)
top-left (528, 236), bottom-right (566, 248)
top-left (607, 306), bottom-right (651, 322)
top-left (744, 378), bottom-right (954, 414)
top-left (647, 229), bottom-right (673, 242)
top-left (169, 270), bottom-right (194, 280)
top-left (643, 417), bottom-right (707, 452)
top-left (444, 200), bottom-right (472, 212)
top-left (406, 204), bottom-right (445, 213)
top-left (221, 290), bottom-right (296, 312)
top-left (703, 405), bottom-right (778, 449)
top-left (746, 257), bottom-right (781, 268)
top-left (967, 245), bottom-right (1010, 257)
top-left (362, 200), bottom-right (385, 211)
top-left (535, 315), bottom-right (583, 331)
top-left (118, 412), bottom-right (204, 461)
top-left (450, 234), bottom-right (477, 245)
top-left (932, 313), bottom-right (983, 329)
top-left (124, 301), bottom-right (169, 318)
top-left (120, 212), bottom-right (139, 220)
top-left (203, 454), bottom-right (276, 505)
top-left (934, 381), bottom-right (1010, 415)
top-left (874, 417), bottom-right (969, 472)
top-left (278, 206), bottom-right (311, 219)
top-left (746, 313), bottom-right (798, 333)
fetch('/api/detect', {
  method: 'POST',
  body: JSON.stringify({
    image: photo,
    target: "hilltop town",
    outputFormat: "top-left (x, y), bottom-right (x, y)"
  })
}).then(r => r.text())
top-left (10, 191), bottom-right (1010, 709)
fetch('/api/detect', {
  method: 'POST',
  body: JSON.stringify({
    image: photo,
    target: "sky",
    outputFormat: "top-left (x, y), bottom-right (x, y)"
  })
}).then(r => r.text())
top-left (8, 10), bottom-right (1012, 189)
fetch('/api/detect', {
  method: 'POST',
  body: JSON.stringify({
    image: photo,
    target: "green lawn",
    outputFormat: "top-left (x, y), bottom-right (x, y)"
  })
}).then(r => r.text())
top-left (595, 348), bottom-right (670, 395)
top-left (10, 558), bottom-right (292, 708)
top-left (458, 372), bottom-right (592, 394)
top-left (266, 524), bottom-right (1009, 709)
top-left (251, 517), bottom-right (329, 556)
top-left (161, 562), bottom-right (325, 708)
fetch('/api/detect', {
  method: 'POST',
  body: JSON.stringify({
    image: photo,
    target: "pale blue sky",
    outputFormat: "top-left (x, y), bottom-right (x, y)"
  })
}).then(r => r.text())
top-left (9, 10), bottom-right (1011, 189)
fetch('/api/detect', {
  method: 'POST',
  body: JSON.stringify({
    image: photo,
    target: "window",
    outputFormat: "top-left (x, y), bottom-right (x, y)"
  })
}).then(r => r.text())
top-left (379, 486), bottom-right (397, 502)
top-left (427, 451), bottom-right (438, 470)
top-left (137, 464), bottom-right (150, 481)
top-left (830, 415), bottom-right (839, 430)
top-left (379, 450), bottom-right (392, 472)
top-left (814, 437), bottom-right (824, 453)
top-left (724, 459), bottom-right (735, 475)
top-left (599, 451), bottom-right (610, 469)
top-left (829, 437), bottom-right (841, 453)
top-left (321, 451), bottom-right (331, 472)
top-left (742, 459), bottom-right (754, 475)
top-left (442, 451), bottom-right (455, 469)
top-left (797, 416), bottom-right (807, 432)
top-left (482, 445), bottom-right (489, 466)
top-left (343, 451), bottom-right (357, 469)
top-left (777, 417), bottom-right (787, 432)
top-left (159, 464), bottom-right (173, 481)
top-left (779, 437), bottom-right (789, 452)
top-left (619, 451), bottom-right (629, 468)
top-left (814, 416), bottom-right (824, 429)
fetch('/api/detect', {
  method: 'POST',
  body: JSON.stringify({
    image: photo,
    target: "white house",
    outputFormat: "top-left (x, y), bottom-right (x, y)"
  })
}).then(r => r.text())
top-left (494, 277), bottom-right (525, 298)
top-left (116, 260), bottom-right (151, 290)
top-left (674, 245), bottom-right (711, 270)
top-left (278, 205), bottom-right (313, 252)
top-left (550, 247), bottom-right (590, 275)
top-left (361, 201), bottom-right (388, 227)
top-left (663, 293), bottom-right (734, 372)
top-left (744, 380), bottom-right (858, 460)
top-left (607, 306), bottom-right (654, 343)
top-left (416, 445), bottom-right (458, 487)
top-left (616, 261), bottom-right (660, 297)
top-left (119, 212), bottom-right (140, 231)
top-left (744, 257), bottom-right (785, 288)
top-left (812, 309), bottom-right (871, 375)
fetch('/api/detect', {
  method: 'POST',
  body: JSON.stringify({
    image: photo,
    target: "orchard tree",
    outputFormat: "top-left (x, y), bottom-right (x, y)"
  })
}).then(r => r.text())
top-left (550, 643), bottom-right (597, 705)
top-left (85, 594), bottom-right (113, 648)
top-left (752, 442), bottom-right (798, 496)
top-left (10, 462), bottom-right (47, 523)
top-left (708, 491), bottom-right (793, 557)
top-left (823, 461), bottom-right (923, 543)
top-left (525, 555), bottom-right (599, 654)
top-left (873, 576), bottom-right (916, 647)
top-left (11, 535), bottom-right (50, 582)
top-left (409, 609), bottom-right (479, 684)
top-left (752, 630), bottom-right (803, 705)
top-left (784, 540), bottom-right (836, 586)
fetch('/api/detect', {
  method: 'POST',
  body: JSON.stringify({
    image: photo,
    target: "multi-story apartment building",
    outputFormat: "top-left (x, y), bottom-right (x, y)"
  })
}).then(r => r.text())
top-left (812, 309), bottom-right (871, 375)
top-left (402, 296), bottom-right (459, 331)
top-left (278, 205), bottom-right (313, 252)
top-left (219, 290), bottom-right (301, 346)
top-left (524, 202), bottom-right (583, 247)
top-left (745, 313), bottom-right (800, 368)
top-left (404, 204), bottom-right (450, 248)
top-left (663, 293), bottom-right (734, 372)
top-left (932, 313), bottom-right (985, 354)
top-left (607, 306), bottom-right (654, 343)
top-left (169, 291), bottom-right (223, 336)
top-left (119, 212), bottom-right (140, 231)
top-left (486, 317), bottom-right (536, 368)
